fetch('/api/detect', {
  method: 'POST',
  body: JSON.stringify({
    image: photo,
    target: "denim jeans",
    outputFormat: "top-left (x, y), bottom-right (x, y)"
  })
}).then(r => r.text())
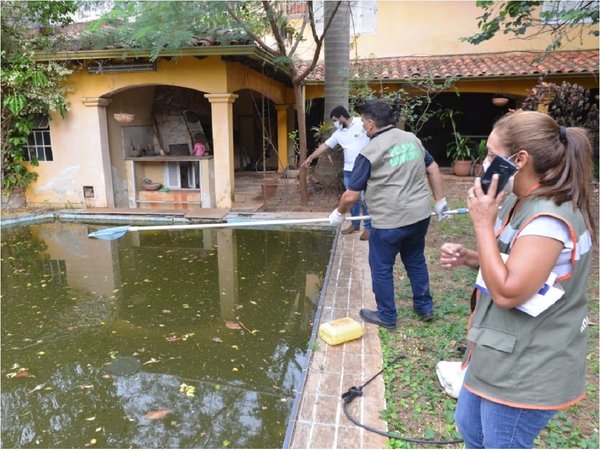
top-left (367, 218), bottom-right (432, 324)
top-left (343, 170), bottom-right (371, 229)
top-left (455, 386), bottom-right (557, 448)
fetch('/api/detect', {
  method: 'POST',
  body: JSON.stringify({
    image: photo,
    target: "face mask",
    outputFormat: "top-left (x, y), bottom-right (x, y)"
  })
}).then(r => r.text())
top-left (333, 121), bottom-right (343, 131)
top-left (503, 175), bottom-right (515, 194)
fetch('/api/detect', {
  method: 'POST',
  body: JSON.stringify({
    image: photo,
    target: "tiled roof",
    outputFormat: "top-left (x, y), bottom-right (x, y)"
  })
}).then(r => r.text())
top-left (303, 50), bottom-right (599, 81)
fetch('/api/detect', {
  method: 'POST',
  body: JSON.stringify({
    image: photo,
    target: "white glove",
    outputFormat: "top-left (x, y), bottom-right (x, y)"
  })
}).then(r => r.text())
top-left (328, 208), bottom-right (345, 225)
top-left (434, 198), bottom-right (450, 221)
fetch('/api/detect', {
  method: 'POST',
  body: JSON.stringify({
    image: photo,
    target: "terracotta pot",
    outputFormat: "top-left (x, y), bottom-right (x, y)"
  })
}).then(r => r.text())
top-left (114, 113), bottom-right (135, 123)
top-left (453, 160), bottom-right (472, 177)
top-left (261, 182), bottom-right (278, 199)
top-left (474, 163), bottom-right (484, 177)
top-left (492, 97), bottom-right (509, 107)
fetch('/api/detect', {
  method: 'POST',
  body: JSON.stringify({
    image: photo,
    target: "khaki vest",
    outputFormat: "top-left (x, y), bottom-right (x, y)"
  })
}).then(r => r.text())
top-left (360, 128), bottom-right (431, 228)
top-left (464, 195), bottom-right (592, 409)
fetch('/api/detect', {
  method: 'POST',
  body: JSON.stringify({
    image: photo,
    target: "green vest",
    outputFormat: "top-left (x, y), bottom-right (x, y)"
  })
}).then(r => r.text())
top-left (360, 128), bottom-right (431, 228)
top-left (464, 195), bottom-right (592, 409)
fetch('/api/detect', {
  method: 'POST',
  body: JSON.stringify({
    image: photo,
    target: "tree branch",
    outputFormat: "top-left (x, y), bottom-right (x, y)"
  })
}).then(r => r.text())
top-left (262, 0), bottom-right (288, 56)
top-left (225, 3), bottom-right (278, 57)
top-left (296, 0), bottom-right (341, 82)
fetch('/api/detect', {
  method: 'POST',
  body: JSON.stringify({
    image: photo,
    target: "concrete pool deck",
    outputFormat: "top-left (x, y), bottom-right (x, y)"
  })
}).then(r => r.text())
top-left (289, 231), bottom-right (388, 449)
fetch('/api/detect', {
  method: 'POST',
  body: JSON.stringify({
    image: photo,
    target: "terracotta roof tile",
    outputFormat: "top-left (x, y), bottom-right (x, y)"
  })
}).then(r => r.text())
top-left (304, 50), bottom-right (598, 81)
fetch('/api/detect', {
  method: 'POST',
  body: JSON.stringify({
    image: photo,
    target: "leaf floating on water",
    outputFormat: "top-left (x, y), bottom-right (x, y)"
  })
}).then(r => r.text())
top-left (28, 383), bottom-right (47, 393)
top-left (144, 409), bottom-right (173, 420)
top-left (211, 337), bottom-right (223, 343)
top-left (249, 301), bottom-right (257, 306)
top-left (225, 321), bottom-right (241, 330)
top-left (143, 358), bottom-right (161, 365)
top-left (84, 438), bottom-right (97, 447)
top-left (179, 383), bottom-right (196, 397)
top-left (223, 440), bottom-right (231, 447)
top-left (143, 278), bottom-right (151, 283)
top-left (85, 416), bottom-right (96, 421)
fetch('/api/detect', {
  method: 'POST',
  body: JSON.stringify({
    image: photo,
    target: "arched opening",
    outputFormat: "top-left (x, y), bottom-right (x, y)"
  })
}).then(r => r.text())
top-left (233, 89), bottom-right (279, 172)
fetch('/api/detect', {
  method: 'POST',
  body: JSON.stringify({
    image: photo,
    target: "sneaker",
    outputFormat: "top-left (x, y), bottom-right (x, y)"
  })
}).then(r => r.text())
top-left (359, 308), bottom-right (396, 330)
top-left (359, 230), bottom-right (370, 241)
top-left (341, 225), bottom-right (358, 235)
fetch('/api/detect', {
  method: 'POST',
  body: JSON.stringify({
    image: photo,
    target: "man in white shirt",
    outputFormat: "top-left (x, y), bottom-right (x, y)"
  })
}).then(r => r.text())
top-left (302, 106), bottom-right (372, 240)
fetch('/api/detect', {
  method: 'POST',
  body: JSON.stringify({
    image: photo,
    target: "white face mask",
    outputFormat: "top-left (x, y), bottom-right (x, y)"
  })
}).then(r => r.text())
top-left (333, 121), bottom-right (343, 131)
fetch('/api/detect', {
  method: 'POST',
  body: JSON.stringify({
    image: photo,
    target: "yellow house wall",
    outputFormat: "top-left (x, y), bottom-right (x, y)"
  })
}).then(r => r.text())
top-left (292, 1), bottom-right (598, 58)
top-left (353, 1), bottom-right (598, 58)
top-left (26, 56), bottom-right (293, 207)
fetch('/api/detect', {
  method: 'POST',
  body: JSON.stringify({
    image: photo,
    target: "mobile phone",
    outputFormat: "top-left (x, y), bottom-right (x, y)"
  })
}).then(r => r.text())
top-left (480, 156), bottom-right (517, 196)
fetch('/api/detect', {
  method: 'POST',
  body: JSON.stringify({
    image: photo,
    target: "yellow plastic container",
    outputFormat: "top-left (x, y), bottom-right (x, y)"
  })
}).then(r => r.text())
top-left (319, 317), bottom-right (364, 346)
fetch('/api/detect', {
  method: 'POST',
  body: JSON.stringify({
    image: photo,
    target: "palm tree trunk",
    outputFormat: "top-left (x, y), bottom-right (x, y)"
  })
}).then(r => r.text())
top-left (324, 0), bottom-right (350, 119)
top-left (293, 79), bottom-right (310, 205)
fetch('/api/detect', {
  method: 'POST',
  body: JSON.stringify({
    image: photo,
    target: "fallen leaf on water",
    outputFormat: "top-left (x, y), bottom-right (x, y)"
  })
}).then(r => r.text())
top-left (225, 321), bottom-right (241, 330)
top-left (143, 358), bottom-right (161, 365)
top-left (28, 383), bottom-right (47, 393)
top-left (144, 409), bottom-right (173, 420)
top-left (211, 337), bottom-right (223, 343)
top-left (15, 368), bottom-right (34, 378)
top-left (85, 416), bottom-right (95, 421)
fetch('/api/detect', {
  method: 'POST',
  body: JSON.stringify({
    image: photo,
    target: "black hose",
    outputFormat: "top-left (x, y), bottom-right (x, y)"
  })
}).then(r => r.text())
top-left (341, 355), bottom-right (464, 446)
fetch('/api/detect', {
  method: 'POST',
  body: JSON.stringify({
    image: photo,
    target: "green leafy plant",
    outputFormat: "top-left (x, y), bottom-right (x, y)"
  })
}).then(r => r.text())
top-left (1, 1), bottom-right (75, 196)
top-left (441, 109), bottom-right (474, 161)
top-left (349, 70), bottom-right (457, 140)
top-left (521, 78), bottom-right (599, 176)
top-left (475, 138), bottom-right (488, 164)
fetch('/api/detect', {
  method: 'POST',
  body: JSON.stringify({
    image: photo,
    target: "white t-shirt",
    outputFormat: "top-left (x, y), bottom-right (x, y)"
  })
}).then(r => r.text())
top-left (324, 117), bottom-right (370, 171)
top-left (518, 215), bottom-right (573, 278)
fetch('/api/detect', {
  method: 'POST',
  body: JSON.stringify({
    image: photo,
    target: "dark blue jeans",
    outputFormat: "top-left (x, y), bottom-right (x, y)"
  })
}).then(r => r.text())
top-left (455, 386), bottom-right (557, 448)
top-left (367, 218), bottom-right (432, 324)
top-left (343, 170), bottom-right (371, 229)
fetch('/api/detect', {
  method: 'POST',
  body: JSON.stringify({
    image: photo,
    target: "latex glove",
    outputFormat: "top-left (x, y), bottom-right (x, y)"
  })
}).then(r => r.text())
top-left (329, 208), bottom-right (345, 226)
top-left (434, 198), bottom-right (450, 221)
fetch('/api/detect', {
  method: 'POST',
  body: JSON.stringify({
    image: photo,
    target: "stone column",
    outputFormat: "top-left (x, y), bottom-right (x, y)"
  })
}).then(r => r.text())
top-left (81, 97), bottom-right (115, 207)
top-left (204, 93), bottom-right (238, 209)
top-left (275, 104), bottom-right (289, 171)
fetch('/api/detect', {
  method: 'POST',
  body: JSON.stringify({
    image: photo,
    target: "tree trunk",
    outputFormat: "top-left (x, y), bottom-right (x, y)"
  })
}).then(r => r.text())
top-left (323, 0), bottom-right (350, 119)
top-left (293, 79), bottom-right (309, 205)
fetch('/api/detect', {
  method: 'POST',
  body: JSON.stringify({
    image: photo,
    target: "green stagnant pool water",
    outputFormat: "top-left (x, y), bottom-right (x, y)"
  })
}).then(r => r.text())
top-left (1, 222), bottom-right (335, 448)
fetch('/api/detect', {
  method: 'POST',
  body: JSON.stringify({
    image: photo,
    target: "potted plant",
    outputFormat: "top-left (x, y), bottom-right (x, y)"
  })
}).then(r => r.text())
top-left (442, 109), bottom-right (474, 176)
top-left (446, 132), bottom-right (473, 176)
top-left (473, 138), bottom-right (488, 176)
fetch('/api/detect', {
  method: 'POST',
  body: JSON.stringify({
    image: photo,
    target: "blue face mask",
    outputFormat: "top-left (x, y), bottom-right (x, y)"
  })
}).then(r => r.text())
top-left (333, 120), bottom-right (343, 131)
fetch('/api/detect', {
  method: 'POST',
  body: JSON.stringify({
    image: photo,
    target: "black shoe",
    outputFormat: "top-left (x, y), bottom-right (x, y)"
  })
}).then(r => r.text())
top-left (418, 312), bottom-right (434, 322)
top-left (359, 308), bottom-right (396, 330)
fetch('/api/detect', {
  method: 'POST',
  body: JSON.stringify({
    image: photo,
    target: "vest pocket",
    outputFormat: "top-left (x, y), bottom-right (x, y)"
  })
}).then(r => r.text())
top-left (467, 327), bottom-right (517, 388)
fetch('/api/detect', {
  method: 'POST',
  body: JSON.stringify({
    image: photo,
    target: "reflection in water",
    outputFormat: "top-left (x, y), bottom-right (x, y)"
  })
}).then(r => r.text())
top-left (1, 223), bottom-right (334, 448)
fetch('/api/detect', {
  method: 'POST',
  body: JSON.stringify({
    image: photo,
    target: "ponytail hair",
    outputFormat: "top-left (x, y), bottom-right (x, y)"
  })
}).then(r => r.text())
top-left (493, 111), bottom-right (596, 235)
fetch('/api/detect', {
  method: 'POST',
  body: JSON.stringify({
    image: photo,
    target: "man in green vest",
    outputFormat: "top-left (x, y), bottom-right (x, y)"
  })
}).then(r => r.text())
top-left (329, 99), bottom-right (450, 327)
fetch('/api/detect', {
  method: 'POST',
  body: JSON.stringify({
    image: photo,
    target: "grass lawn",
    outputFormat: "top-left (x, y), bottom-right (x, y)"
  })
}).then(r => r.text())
top-left (380, 177), bottom-right (599, 449)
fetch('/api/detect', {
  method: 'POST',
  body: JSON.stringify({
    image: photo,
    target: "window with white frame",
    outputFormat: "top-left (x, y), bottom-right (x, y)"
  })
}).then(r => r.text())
top-left (164, 162), bottom-right (199, 189)
top-left (23, 117), bottom-right (53, 162)
top-left (313, 0), bottom-right (377, 34)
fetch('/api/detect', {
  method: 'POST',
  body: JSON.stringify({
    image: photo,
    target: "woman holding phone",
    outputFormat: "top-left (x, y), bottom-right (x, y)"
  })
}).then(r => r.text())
top-left (440, 111), bottom-right (595, 448)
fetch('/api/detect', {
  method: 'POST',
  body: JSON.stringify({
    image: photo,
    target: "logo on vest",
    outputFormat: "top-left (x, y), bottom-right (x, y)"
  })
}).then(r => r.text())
top-left (387, 142), bottom-right (420, 167)
top-left (580, 316), bottom-right (589, 333)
